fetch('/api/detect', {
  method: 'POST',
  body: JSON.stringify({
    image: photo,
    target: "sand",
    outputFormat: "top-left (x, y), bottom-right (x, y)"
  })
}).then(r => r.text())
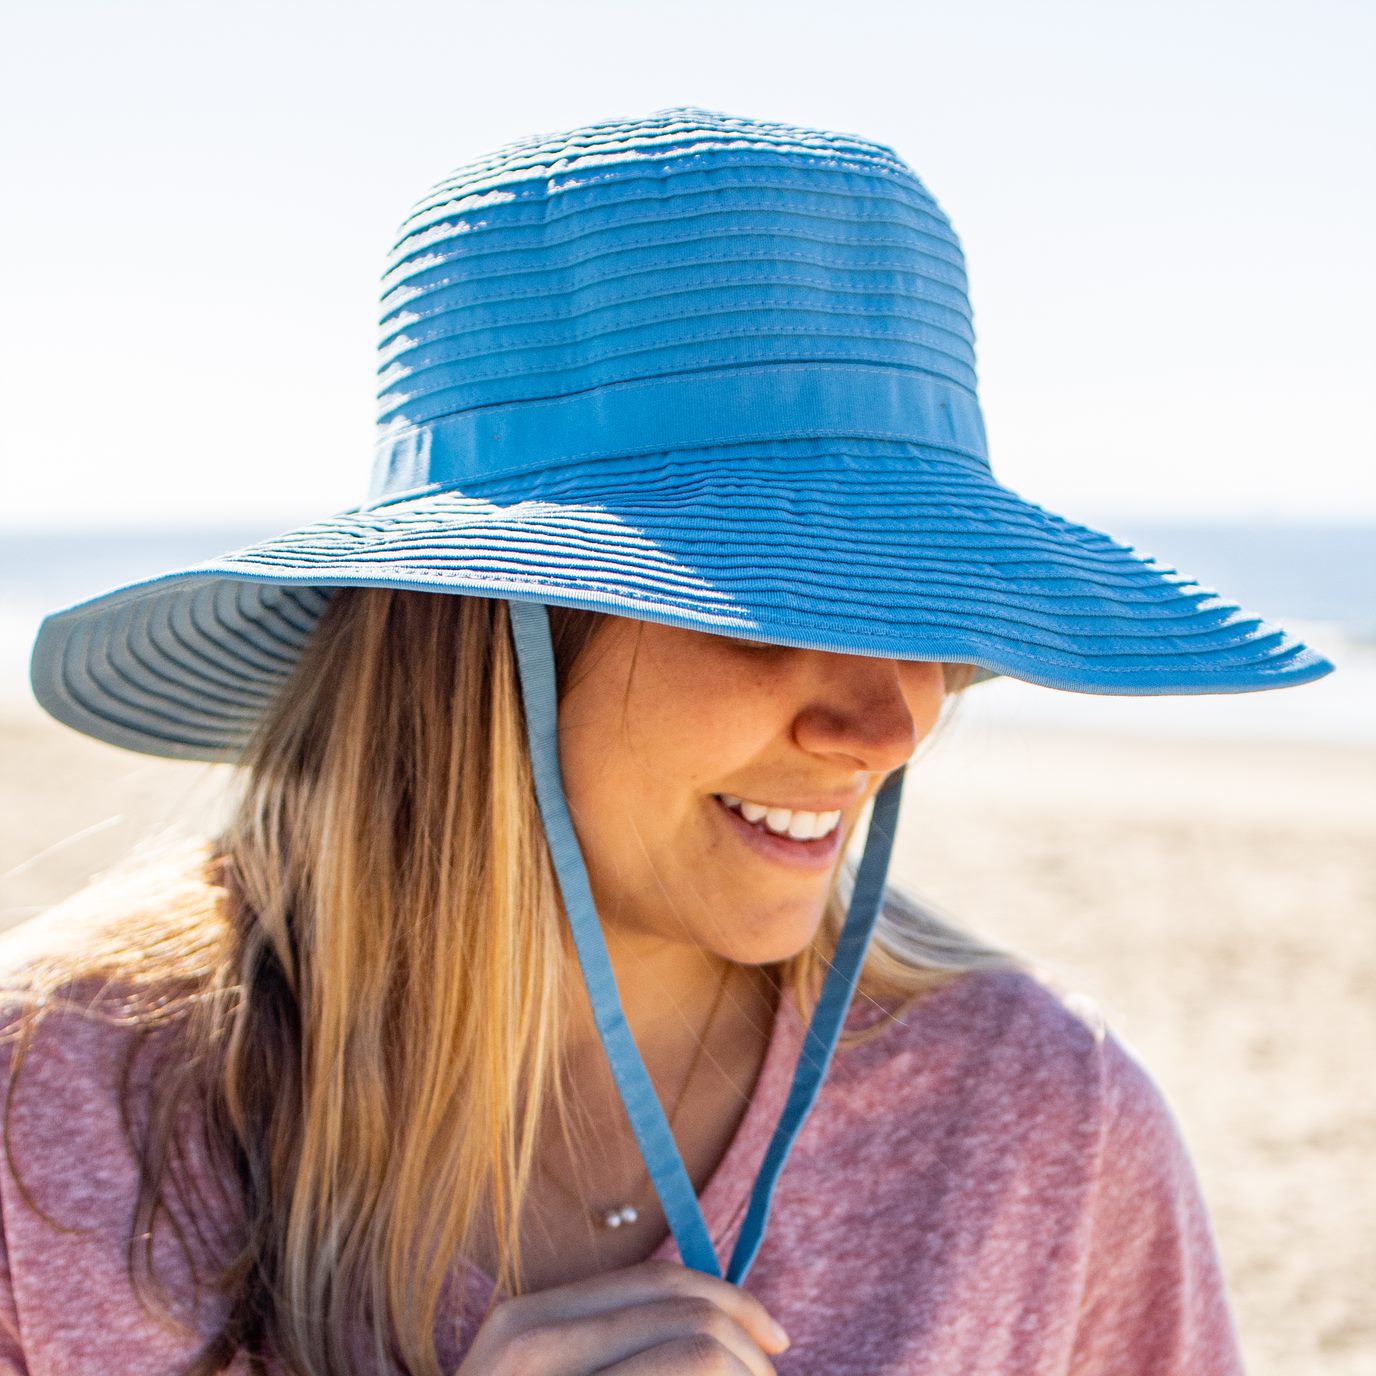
top-left (2, 698), bottom-right (1372, 1376)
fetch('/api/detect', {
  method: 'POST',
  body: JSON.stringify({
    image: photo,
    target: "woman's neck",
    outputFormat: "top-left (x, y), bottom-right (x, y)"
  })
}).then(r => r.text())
top-left (478, 958), bottom-right (781, 1293)
top-left (558, 942), bottom-right (776, 1086)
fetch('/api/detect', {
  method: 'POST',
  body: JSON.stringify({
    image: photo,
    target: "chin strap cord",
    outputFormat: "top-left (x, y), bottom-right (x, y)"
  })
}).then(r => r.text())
top-left (724, 763), bottom-right (903, 1282)
top-left (508, 599), bottom-right (906, 1283)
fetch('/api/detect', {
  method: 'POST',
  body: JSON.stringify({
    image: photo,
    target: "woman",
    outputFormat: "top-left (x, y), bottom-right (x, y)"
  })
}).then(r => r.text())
top-left (1, 108), bottom-right (1332, 1374)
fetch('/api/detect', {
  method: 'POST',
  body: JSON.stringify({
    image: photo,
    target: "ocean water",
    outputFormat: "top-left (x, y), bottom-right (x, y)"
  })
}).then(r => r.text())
top-left (1, 522), bottom-right (1372, 743)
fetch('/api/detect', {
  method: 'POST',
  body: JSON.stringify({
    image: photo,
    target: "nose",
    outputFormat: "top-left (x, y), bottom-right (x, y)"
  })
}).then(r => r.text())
top-left (791, 653), bottom-right (934, 775)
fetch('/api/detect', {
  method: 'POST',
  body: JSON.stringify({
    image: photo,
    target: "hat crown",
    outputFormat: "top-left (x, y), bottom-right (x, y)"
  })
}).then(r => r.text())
top-left (369, 107), bottom-right (986, 501)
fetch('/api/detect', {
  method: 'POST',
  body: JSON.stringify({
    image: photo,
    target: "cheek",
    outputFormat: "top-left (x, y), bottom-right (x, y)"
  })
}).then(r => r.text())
top-left (617, 697), bottom-right (766, 812)
top-left (622, 647), bottom-right (783, 792)
top-left (557, 685), bottom-right (735, 827)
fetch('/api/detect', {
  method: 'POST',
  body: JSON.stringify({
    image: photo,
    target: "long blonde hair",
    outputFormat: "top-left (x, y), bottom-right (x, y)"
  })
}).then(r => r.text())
top-left (0, 588), bottom-right (1024, 1375)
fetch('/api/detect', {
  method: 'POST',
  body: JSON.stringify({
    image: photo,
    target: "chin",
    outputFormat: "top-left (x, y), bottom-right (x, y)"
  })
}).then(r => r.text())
top-left (724, 901), bottom-right (829, 968)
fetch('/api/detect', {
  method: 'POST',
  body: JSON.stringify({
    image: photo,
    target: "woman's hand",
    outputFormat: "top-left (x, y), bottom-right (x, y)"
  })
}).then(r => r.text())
top-left (455, 1257), bottom-right (791, 1374)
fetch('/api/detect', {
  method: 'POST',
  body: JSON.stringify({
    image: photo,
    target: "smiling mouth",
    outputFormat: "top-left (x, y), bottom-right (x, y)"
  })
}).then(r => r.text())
top-left (710, 798), bottom-right (847, 858)
top-left (713, 793), bottom-right (844, 842)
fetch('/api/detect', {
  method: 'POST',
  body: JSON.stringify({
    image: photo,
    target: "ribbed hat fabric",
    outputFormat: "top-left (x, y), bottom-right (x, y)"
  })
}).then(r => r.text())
top-left (30, 106), bottom-right (1334, 760)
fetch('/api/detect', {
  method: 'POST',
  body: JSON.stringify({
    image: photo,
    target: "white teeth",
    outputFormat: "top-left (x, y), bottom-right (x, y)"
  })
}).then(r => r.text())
top-left (718, 795), bottom-right (843, 841)
top-left (805, 811), bottom-right (842, 839)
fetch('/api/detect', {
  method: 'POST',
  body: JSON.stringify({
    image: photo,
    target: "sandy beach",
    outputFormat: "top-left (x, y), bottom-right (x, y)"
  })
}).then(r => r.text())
top-left (1, 697), bottom-right (1372, 1376)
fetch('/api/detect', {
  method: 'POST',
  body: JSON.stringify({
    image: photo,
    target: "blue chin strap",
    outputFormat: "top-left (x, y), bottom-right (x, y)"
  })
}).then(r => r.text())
top-left (508, 600), bottom-right (905, 1284)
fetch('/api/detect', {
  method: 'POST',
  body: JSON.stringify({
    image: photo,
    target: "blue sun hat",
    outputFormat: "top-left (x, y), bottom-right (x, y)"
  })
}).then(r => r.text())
top-left (29, 107), bottom-right (1335, 1285)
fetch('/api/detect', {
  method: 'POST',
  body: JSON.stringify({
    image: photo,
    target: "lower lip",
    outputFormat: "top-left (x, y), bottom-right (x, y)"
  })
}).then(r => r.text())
top-left (710, 795), bottom-right (845, 871)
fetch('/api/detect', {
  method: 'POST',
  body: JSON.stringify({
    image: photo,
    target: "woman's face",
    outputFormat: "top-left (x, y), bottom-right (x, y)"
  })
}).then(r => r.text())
top-left (556, 617), bottom-right (947, 967)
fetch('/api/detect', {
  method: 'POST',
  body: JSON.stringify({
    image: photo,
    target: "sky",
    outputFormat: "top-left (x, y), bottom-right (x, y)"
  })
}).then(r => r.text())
top-left (2, 0), bottom-right (1372, 533)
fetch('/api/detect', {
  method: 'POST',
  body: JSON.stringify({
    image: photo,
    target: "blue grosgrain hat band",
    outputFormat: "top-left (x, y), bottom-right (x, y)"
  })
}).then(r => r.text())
top-left (367, 364), bottom-right (989, 500)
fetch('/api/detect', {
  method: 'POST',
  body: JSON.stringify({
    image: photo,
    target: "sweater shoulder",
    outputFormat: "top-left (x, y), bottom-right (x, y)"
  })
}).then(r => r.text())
top-left (0, 919), bottom-right (196, 1203)
top-left (844, 964), bottom-right (1110, 1084)
top-left (817, 965), bottom-right (1121, 1154)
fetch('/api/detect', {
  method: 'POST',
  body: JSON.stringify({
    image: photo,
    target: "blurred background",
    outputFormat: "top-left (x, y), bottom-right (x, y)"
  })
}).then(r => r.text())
top-left (1, 2), bottom-right (1372, 1371)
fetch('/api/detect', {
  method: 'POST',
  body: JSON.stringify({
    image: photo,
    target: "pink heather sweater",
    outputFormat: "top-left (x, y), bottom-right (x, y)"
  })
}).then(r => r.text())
top-left (0, 965), bottom-right (1246, 1374)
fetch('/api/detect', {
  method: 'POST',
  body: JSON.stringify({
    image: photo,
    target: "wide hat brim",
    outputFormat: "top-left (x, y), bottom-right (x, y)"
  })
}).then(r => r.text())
top-left (30, 436), bottom-right (1335, 762)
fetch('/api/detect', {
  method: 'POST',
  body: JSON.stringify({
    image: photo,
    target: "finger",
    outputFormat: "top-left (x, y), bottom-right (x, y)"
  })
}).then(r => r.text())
top-left (500, 1295), bottom-right (780, 1376)
top-left (594, 1333), bottom-right (759, 1374)
top-left (503, 1258), bottom-right (790, 1359)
